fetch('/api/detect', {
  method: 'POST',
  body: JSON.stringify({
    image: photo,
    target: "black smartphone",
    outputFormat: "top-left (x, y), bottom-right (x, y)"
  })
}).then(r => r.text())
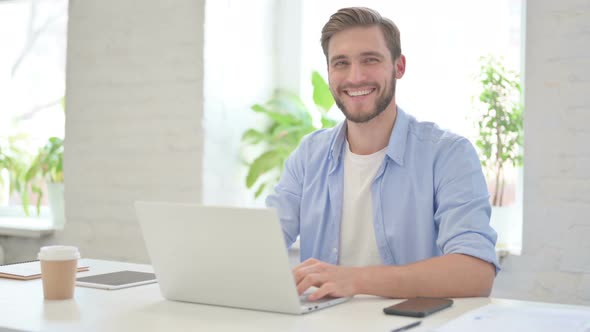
top-left (383, 297), bottom-right (453, 317)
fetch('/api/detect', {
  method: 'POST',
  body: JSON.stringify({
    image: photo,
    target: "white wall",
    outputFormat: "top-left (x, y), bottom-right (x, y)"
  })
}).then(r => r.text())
top-left (64, 0), bottom-right (206, 262)
top-left (492, 0), bottom-right (590, 305)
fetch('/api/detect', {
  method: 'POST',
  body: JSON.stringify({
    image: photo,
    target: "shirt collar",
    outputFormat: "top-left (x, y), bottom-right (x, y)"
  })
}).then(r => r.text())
top-left (386, 107), bottom-right (409, 166)
top-left (328, 121), bottom-right (347, 173)
top-left (329, 107), bottom-right (409, 168)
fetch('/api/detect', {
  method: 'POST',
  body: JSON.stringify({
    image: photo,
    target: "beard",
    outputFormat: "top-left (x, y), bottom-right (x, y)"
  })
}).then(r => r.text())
top-left (333, 72), bottom-right (396, 124)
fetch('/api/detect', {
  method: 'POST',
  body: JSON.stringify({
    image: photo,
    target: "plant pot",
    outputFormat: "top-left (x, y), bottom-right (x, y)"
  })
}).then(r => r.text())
top-left (47, 182), bottom-right (66, 229)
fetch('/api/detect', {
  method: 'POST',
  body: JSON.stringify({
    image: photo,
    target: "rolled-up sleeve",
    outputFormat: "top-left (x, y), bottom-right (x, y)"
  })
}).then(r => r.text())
top-left (433, 137), bottom-right (500, 273)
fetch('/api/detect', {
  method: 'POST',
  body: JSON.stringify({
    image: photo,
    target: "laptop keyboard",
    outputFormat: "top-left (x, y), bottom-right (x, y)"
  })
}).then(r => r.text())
top-left (299, 294), bottom-right (336, 305)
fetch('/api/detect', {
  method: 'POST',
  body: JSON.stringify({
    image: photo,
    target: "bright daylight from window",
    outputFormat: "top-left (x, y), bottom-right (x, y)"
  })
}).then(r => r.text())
top-left (294, 0), bottom-right (524, 250)
top-left (0, 0), bottom-right (523, 251)
top-left (0, 0), bottom-right (67, 216)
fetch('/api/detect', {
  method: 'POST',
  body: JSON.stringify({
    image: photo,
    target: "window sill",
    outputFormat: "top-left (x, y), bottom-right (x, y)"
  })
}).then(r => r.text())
top-left (496, 245), bottom-right (521, 266)
top-left (0, 217), bottom-right (56, 238)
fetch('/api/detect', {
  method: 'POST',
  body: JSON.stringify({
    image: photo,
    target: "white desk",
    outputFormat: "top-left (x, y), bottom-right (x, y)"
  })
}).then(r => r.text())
top-left (0, 259), bottom-right (586, 332)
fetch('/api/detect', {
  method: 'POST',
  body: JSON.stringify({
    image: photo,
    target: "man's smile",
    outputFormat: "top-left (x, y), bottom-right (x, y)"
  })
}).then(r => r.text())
top-left (343, 87), bottom-right (377, 98)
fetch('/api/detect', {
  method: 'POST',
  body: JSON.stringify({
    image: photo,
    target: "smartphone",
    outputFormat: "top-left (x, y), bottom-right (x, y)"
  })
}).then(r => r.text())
top-left (383, 297), bottom-right (453, 317)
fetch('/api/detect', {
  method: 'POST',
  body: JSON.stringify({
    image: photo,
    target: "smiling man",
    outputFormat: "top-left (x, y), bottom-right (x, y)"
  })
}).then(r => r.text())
top-left (266, 7), bottom-right (499, 300)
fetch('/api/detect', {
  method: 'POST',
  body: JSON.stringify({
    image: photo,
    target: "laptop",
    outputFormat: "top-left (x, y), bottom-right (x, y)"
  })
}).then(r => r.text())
top-left (134, 201), bottom-right (349, 315)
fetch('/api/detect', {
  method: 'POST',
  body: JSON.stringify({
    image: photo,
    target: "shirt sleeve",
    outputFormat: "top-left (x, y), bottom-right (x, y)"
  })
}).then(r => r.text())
top-left (433, 137), bottom-right (500, 273)
top-left (265, 142), bottom-right (306, 248)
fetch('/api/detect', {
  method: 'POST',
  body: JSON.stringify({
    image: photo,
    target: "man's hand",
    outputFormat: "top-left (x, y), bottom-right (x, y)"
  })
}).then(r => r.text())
top-left (292, 258), bottom-right (360, 301)
top-left (292, 254), bottom-right (494, 300)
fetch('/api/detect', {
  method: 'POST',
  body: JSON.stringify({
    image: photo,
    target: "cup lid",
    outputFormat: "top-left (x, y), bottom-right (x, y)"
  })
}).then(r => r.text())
top-left (38, 246), bottom-right (80, 261)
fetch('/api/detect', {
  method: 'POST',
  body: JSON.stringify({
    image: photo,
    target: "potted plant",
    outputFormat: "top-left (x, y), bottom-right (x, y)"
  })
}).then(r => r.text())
top-left (241, 71), bottom-right (337, 198)
top-left (20, 137), bottom-right (65, 227)
top-left (0, 135), bottom-right (29, 207)
top-left (474, 55), bottom-right (523, 206)
top-left (473, 55), bottom-right (523, 247)
top-left (0, 145), bottom-right (15, 206)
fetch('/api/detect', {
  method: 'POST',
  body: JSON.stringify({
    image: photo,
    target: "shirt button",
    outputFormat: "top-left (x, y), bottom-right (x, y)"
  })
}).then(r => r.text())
top-left (332, 248), bottom-right (338, 253)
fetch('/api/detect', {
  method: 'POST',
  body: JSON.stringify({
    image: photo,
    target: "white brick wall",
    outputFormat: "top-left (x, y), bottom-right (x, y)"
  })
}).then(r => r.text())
top-left (60, 0), bottom-right (205, 262)
top-left (0, 0), bottom-right (206, 264)
top-left (492, 0), bottom-right (590, 305)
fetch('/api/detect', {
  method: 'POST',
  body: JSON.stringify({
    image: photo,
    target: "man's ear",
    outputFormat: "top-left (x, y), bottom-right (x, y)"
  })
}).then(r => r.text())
top-left (395, 55), bottom-right (406, 79)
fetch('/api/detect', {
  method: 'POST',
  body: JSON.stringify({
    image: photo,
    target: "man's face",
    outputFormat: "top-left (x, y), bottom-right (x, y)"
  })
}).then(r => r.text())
top-left (327, 26), bottom-right (403, 123)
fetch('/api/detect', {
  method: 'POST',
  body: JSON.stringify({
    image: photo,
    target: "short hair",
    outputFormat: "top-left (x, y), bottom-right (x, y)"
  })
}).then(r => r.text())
top-left (321, 7), bottom-right (402, 63)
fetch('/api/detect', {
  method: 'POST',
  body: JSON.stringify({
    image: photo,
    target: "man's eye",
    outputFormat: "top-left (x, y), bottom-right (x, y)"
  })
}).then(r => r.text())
top-left (364, 58), bottom-right (379, 63)
top-left (334, 61), bottom-right (348, 67)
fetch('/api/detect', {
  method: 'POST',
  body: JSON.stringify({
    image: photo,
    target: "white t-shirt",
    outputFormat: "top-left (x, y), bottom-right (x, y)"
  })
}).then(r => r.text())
top-left (339, 140), bottom-right (387, 267)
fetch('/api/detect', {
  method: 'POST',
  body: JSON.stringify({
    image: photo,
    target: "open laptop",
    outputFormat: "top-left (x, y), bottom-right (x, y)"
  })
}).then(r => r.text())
top-left (134, 201), bottom-right (349, 315)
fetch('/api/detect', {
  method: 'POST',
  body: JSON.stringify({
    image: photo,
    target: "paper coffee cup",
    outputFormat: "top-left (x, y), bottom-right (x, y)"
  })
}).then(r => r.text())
top-left (38, 246), bottom-right (80, 300)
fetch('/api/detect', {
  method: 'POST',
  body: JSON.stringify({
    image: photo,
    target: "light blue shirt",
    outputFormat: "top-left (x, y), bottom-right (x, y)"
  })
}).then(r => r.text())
top-left (266, 108), bottom-right (500, 272)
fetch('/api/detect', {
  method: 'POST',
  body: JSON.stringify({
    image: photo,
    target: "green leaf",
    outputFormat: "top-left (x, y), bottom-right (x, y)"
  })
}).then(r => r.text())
top-left (472, 54), bottom-right (523, 206)
top-left (21, 186), bottom-right (30, 216)
top-left (252, 104), bottom-right (299, 124)
top-left (312, 71), bottom-right (334, 113)
top-left (320, 116), bottom-right (337, 129)
top-left (241, 71), bottom-right (339, 199)
top-left (31, 184), bottom-right (43, 216)
top-left (245, 150), bottom-right (281, 189)
top-left (241, 129), bottom-right (265, 144)
top-left (270, 90), bottom-right (310, 117)
top-left (254, 183), bottom-right (266, 199)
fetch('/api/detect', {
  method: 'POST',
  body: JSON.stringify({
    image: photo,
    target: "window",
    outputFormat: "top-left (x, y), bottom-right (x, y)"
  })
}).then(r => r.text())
top-left (203, 1), bottom-right (523, 251)
top-left (0, 0), bottom-right (68, 216)
top-left (292, 0), bottom-right (524, 251)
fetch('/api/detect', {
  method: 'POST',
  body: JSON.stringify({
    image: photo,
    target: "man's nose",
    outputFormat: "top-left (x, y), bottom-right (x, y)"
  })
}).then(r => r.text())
top-left (346, 62), bottom-right (366, 83)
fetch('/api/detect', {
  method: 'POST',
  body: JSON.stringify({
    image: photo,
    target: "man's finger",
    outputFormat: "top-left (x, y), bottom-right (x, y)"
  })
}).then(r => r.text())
top-left (293, 263), bottom-right (324, 284)
top-left (308, 282), bottom-right (333, 301)
top-left (292, 259), bottom-right (323, 283)
top-left (296, 273), bottom-right (323, 295)
top-left (294, 258), bottom-right (319, 270)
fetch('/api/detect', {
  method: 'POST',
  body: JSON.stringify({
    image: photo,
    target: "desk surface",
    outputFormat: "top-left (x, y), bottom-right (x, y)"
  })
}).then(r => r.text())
top-left (0, 259), bottom-right (586, 332)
